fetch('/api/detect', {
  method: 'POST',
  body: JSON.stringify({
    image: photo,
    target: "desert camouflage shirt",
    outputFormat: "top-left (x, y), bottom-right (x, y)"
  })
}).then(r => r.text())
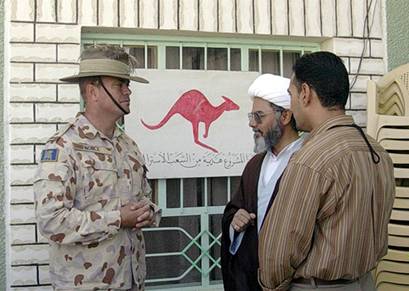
top-left (34, 113), bottom-right (161, 290)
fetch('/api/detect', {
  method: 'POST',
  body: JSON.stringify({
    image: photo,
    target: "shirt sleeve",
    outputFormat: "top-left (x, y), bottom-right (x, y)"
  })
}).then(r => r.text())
top-left (34, 143), bottom-right (121, 245)
top-left (258, 162), bottom-right (334, 290)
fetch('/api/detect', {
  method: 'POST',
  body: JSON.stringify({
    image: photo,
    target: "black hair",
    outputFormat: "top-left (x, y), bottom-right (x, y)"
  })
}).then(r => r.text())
top-left (292, 51), bottom-right (349, 109)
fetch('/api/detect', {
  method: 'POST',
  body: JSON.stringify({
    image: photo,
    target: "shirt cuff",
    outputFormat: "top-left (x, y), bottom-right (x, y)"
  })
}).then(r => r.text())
top-left (105, 210), bottom-right (121, 235)
top-left (229, 225), bottom-right (245, 255)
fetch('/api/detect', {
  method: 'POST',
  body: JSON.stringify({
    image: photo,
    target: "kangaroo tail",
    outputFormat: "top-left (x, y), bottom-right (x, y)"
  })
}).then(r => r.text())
top-left (140, 107), bottom-right (177, 130)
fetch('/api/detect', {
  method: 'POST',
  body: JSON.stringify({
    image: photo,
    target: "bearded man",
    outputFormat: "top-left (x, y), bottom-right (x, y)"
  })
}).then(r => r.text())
top-left (221, 74), bottom-right (304, 291)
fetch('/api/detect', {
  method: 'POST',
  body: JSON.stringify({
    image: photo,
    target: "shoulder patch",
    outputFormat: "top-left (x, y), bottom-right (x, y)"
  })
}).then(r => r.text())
top-left (40, 149), bottom-right (59, 162)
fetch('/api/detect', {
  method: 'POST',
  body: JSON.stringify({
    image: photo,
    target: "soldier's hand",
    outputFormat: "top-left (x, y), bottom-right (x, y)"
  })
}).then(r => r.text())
top-left (128, 199), bottom-right (155, 229)
top-left (231, 209), bottom-right (256, 232)
top-left (120, 203), bottom-right (141, 228)
top-left (133, 205), bottom-right (155, 229)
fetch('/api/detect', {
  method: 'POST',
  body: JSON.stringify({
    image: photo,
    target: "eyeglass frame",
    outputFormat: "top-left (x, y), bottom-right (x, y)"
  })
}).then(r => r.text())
top-left (247, 106), bottom-right (285, 124)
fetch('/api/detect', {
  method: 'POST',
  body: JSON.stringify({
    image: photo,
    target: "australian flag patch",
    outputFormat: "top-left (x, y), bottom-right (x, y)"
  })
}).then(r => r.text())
top-left (40, 149), bottom-right (59, 162)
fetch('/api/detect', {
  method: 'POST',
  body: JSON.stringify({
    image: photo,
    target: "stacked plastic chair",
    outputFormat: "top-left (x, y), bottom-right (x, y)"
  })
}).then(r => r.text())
top-left (366, 63), bottom-right (409, 290)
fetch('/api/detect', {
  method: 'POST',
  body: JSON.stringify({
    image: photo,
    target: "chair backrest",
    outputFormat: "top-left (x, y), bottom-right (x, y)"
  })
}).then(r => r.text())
top-left (367, 63), bottom-right (409, 291)
top-left (367, 63), bottom-right (409, 137)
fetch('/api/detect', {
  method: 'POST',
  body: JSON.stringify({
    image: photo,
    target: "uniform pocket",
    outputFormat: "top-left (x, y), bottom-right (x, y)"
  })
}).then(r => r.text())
top-left (79, 154), bottom-right (118, 204)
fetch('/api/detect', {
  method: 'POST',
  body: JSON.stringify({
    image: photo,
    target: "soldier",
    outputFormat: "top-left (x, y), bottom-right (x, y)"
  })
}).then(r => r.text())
top-left (34, 45), bottom-right (161, 291)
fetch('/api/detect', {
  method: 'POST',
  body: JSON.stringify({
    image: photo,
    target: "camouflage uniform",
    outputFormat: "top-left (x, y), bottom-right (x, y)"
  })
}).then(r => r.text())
top-left (34, 113), bottom-right (161, 290)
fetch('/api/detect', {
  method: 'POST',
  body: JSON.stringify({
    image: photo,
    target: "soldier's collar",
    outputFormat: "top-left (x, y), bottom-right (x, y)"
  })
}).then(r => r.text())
top-left (75, 113), bottom-right (124, 141)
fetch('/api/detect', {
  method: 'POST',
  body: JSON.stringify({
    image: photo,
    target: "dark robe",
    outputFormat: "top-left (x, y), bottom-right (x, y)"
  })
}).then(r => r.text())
top-left (221, 153), bottom-right (265, 291)
top-left (221, 152), bottom-right (283, 291)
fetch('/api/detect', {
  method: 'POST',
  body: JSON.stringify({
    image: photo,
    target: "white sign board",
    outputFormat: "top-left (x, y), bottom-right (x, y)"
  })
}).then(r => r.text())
top-left (126, 70), bottom-right (259, 179)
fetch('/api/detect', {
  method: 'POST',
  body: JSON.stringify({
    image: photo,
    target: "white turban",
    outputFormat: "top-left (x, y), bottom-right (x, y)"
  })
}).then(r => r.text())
top-left (248, 74), bottom-right (291, 109)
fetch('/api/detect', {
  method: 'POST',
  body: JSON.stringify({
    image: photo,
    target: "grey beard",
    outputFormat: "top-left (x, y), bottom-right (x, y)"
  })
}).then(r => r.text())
top-left (253, 123), bottom-right (283, 154)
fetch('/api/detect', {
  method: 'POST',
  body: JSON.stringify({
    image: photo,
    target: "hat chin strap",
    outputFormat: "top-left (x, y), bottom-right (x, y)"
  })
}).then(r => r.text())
top-left (99, 77), bottom-right (130, 115)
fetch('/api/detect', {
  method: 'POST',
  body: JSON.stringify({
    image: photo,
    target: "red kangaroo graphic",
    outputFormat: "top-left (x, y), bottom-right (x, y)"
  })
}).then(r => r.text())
top-left (141, 89), bottom-right (240, 153)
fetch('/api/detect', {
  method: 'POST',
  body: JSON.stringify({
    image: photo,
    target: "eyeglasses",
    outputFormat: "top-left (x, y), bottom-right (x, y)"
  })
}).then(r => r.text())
top-left (247, 109), bottom-right (283, 124)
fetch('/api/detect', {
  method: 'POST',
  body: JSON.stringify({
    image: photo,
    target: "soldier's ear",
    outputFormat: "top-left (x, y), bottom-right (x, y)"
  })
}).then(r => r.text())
top-left (86, 82), bottom-right (99, 102)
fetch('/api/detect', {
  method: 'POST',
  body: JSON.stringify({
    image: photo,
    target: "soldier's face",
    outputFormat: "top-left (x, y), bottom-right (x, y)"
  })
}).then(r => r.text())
top-left (98, 76), bottom-right (132, 116)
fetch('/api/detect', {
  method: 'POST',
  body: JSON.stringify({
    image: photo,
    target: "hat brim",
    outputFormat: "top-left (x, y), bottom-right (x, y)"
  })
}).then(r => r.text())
top-left (60, 72), bottom-right (149, 84)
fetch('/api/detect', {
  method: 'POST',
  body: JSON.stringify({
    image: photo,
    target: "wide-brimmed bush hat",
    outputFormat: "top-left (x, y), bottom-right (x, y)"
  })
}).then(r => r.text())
top-left (60, 46), bottom-right (149, 84)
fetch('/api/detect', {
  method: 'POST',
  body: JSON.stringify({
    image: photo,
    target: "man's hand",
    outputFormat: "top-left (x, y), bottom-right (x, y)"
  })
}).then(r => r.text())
top-left (231, 209), bottom-right (256, 232)
top-left (120, 200), bottom-right (154, 229)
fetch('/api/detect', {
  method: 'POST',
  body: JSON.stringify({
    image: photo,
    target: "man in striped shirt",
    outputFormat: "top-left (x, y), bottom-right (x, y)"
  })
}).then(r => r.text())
top-left (258, 51), bottom-right (395, 291)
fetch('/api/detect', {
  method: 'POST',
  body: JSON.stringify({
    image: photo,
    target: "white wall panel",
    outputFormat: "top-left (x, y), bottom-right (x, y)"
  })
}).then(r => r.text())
top-left (99, 0), bottom-right (118, 27)
top-left (337, 0), bottom-right (352, 36)
top-left (305, 0), bottom-right (321, 36)
top-left (289, 0), bottom-right (304, 36)
top-left (119, 0), bottom-right (138, 27)
top-left (219, 0), bottom-right (235, 33)
top-left (254, 0), bottom-right (270, 34)
top-left (160, 0), bottom-right (178, 29)
top-left (321, 0), bottom-right (336, 37)
top-left (199, 0), bottom-right (218, 32)
top-left (179, 0), bottom-right (198, 31)
top-left (139, 0), bottom-right (158, 29)
top-left (236, 0), bottom-right (253, 33)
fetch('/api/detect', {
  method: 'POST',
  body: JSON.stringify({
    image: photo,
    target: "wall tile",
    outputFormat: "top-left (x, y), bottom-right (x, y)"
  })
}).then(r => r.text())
top-left (10, 145), bottom-right (35, 164)
top-left (10, 124), bottom-right (56, 144)
top-left (219, 0), bottom-right (235, 33)
top-left (199, 0), bottom-right (217, 32)
top-left (58, 83), bottom-right (81, 102)
top-left (305, 0), bottom-right (321, 36)
top-left (119, 0), bottom-right (138, 28)
top-left (10, 63), bottom-right (33, 83)
top-left (10, 186), bottom-right (35, 203)
top-left (9, 103), bottom-right (34, 123)
top-left (271, 0), bottom-right (288, 35)
top-left (10, 225), bottom-right (36, 244)
top-left (36, 0), bottom-right (56, 22)
top-left (36, 23), bottom-right (80, 43)
top-left (236, 0), bottom-right (253, 34)
top-left (78, 0), bottom-right (97, 26)
top-left (10, 22), bottom-right (34, 42)
top-left (57, 44), bottom-right (81, 62)
top-left (35, 103), bottom-right (78, 122)
top-left (337, 0), bottom-right (352, 36)
top-left (10, 204), bottom-right (36, 224)
top-left (10, 84), bottom-right (56, 102)
top-left (99, 0), bottom-right (118, 27)
top-left (352, 0), bottom-right (366, 37)
top-left (10, 244), bottom-right (49, 265)
top-left (321, 0), bottom-right (336, 37)
top-left (36, 63), bottom-right (78, 82)
top-left (11, 0), bottom-right (35, 21)
top-left (350, 58), bottom-right (385, 75)
top-left (10, 265), bottom-right (37, 286)
top-left (289, 0), bottom-right (304, 36)
top-left (179, 0), bottom-right (198, 31)
top-left (11, 43), bottom-right (56, 63)
top-left (57, 0), bottom-right (77, 23)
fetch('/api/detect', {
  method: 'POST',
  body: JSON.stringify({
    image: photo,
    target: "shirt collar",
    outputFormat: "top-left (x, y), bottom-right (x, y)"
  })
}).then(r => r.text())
top-left (75, 112), bottom-right (124, 141)
top-left (269, 134), bottom-right (305, 160)
top-left (304, 115), bottom-right (354, 144)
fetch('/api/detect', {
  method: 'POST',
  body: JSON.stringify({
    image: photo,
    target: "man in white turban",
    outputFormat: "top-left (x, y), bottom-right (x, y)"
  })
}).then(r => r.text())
top-left (221, 74), bottom-right (305, 291)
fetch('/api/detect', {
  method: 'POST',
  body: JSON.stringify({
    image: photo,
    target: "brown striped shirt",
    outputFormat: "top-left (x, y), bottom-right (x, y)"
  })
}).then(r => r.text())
top-left (258, 115), bottom-right (395, 290)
